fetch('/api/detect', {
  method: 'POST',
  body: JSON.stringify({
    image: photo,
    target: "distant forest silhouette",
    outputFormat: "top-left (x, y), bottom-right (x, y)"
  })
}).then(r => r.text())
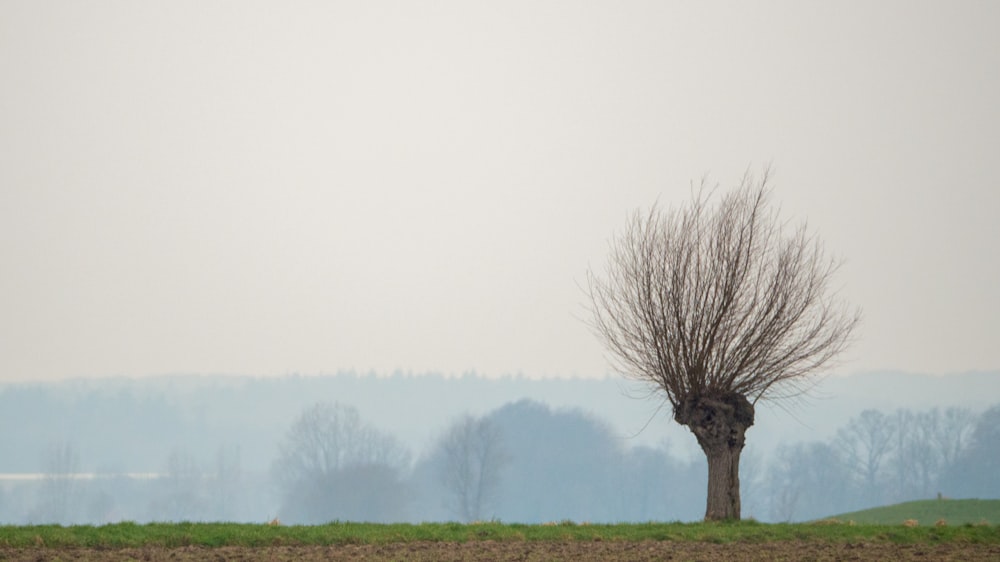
top-left (0, 372), bottom-right (997, 524)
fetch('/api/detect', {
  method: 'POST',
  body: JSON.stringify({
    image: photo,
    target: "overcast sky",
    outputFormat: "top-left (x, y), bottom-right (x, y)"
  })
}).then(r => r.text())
top-left (1, 1), bottom-right (997, 383)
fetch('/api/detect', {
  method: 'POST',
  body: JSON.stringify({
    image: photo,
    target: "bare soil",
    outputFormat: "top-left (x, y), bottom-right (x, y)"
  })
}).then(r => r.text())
top-left (3, 541), bottom-right (1000, 562)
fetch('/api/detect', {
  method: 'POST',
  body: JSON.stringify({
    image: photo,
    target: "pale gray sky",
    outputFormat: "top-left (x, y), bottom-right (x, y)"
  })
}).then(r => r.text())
top-left (2, 1), bottom-right (998, 382)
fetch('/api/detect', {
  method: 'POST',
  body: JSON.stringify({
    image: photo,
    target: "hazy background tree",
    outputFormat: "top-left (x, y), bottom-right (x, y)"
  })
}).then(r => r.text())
top-left (154, 447), bottom-right (205, 521)
top-left (835, 409), bottom-right (895, 507)
top-left (940, 404), bottom-right (1000, 499)
top-left (618, 441), bottom-right (706, 522)
top-left (588, 169), bottom-right (860, 520)
top-left (735, 447), bottom-right (766, 520)
top-left (83, 465), bottom-right (127, 524)
top-left (435, 414), bottom-right (508, 522)
top-left (210, 444), bottom-right (242, 521)
top-left (766, 441), bottom-right (852, 521)
top-left (887, 409), bottom-right (925, 501)
top-left (487, 400), bottom-right (625, 522)
top-left (35, 440), bottom-right (80, 523)
top-left (618, 444), bottom-right (669, 521)
top-left (273, 402), bottom-right (411, 523)
top-left (883, 408), bottom-right (973, 501)
top-left (929, 407), bottom-right (977, 474)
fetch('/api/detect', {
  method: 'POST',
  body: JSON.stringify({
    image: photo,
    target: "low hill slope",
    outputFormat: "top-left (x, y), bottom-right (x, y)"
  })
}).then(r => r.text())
top-left (829, 499), bottom-right (1000, 526)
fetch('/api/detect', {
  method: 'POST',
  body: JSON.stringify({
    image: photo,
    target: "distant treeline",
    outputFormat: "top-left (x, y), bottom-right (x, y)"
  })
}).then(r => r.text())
top-left (1, 378), bottom-right (997, 524)
top-left (747, 405), bottom-right (1000, 521)
top-left (0, 373), bottom-right (683, 474)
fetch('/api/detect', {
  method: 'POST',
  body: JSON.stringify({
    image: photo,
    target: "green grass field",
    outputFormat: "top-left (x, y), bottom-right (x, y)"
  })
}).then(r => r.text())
top-left (829, 498), bottom-right (1000, 526)
top-left (0, 517), bottom-right (997, 549)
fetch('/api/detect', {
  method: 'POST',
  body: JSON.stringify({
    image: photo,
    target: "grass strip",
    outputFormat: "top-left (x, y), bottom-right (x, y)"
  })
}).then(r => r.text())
top-left (1, 520), bottom-right (997, 549)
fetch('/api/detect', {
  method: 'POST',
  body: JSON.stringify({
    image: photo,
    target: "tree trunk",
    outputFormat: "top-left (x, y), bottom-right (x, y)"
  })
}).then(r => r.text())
top-left (675, 392), bottom-right (755, 521)
top-left (703, 439), bottom-right (743, 520)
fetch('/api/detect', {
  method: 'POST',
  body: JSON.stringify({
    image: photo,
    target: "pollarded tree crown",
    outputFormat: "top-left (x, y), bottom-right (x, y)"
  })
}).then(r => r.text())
top-left (588, 168), bottom-right (860, 409)
top-left (674, 391), bottom-right (755, 449)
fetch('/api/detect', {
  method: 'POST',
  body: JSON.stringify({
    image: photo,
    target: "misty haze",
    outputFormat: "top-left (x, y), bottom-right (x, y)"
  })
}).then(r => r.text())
top-left (1, 371), bottom-right (998, 525)
top-left (2, 0), bottom-right (999, 539)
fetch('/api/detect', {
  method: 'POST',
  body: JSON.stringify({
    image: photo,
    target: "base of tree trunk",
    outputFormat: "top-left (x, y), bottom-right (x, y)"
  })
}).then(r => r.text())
top-left (675, 392), bottom-right (755, 521)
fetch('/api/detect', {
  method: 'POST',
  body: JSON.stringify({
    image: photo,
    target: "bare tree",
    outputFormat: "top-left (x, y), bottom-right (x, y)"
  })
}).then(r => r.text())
top-left (940, 404), bottom-right (1000, 498)
top-left (437, 414), bottom-right (508, 522)
top-left (587, 169), bottom-right (859, 520)
top-left (276, 402), bottom-right (409, 481)
top-left (889, 409), bottom-right (927, 500)
top-left (909, 407), bottom-right (975, 499)
top-left (158, 447), bottom-right (205, 521)
top-left (38, 440), bottom-right (80, 523)
top-left (835, 409), bottom-right (896, 504)
top-left (211, 444), bottom-right (242, 521)
top-left (767, 441), bottom-right (852, 522)
top-left (273, 402), bottom-right (411, 523)
top-left (931, 407), bottom-right (976, 470)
